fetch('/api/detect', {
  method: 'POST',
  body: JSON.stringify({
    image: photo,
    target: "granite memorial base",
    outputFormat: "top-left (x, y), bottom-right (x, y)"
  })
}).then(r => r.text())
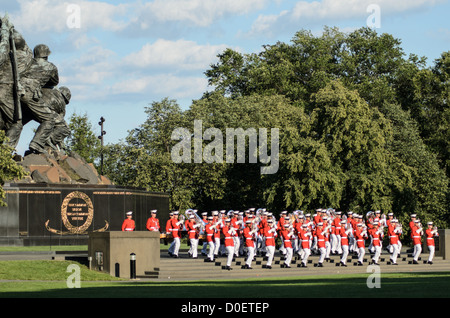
top-left (0, 183), bottom-right (169, 246)
top-left (88, 231), bottom-right (160, 278)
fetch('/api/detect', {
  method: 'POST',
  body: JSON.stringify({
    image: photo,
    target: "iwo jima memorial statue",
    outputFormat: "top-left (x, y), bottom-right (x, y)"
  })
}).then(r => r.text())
top-left (0, 16), bottom-right (169, 246)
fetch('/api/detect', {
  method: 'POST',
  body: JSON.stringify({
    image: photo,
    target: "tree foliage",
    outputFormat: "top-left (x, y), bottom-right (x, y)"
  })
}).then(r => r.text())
top-left (0, 131), bottom-right (26, 206)
top-left (93, 27), bottom-right (448, 227)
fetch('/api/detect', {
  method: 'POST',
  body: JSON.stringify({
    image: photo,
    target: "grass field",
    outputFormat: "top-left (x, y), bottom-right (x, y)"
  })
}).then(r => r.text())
top-left (1, 259), bottom-right (450, 298)
top-left (1, 245), bottom-right (450, 300)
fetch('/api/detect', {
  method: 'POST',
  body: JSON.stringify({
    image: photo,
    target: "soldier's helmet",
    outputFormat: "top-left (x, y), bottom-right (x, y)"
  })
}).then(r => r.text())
top-left (59, 86), bottom-right (71, 104)
top-left (33, 44), bottom-right (51, 58)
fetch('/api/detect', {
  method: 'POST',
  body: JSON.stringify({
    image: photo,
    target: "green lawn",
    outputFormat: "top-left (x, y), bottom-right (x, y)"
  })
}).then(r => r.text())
top-left (0, 259), bottom-right (449, 298)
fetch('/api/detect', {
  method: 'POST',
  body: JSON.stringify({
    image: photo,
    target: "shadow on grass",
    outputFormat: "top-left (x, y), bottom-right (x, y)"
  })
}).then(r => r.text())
top-left (1, 272), bottom-right (450, 298)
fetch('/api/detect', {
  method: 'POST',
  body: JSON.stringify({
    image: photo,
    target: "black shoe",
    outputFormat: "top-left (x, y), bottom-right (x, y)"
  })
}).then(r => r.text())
top-left (413, 260), bottom-right (419, 264)
top-left (266, 265), bottom-right (272, 269)
top-left (318, 263), bottom-right (323, 267)
top-left (340, 262), bottom-right (347, 267)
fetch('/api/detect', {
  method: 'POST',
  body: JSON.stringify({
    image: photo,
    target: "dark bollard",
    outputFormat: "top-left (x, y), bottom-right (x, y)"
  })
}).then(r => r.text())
top-left (115, 263), bottom-right (120, 278)
top-left (130, 253), bottom-right (136, 279)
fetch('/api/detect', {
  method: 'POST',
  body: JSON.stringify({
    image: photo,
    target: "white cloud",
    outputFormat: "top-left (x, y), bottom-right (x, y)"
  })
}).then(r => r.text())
top-left (8, 0), bottom-right (269, 35)
top-left (122, 39), bottom-right (229, 71)
top-left (247, 0), bottom-right (446, 37)
top-left (111, 74), bottom-right (208, 98)
top-left (142, 0), bottom-right (269, 27)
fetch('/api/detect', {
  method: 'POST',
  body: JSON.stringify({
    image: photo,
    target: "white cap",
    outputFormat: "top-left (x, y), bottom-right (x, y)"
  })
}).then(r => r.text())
top-left (151, 210), bottom-right (157, 213)
top-left (126, 211), bottom-right (133, 216)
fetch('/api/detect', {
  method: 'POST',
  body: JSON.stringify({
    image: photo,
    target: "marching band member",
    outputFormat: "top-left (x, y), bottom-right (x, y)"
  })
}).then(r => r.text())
top-left (121, 211), bottom-right (135, 231)
top-left (278, 211), bottom-right (287, 256)
top-left (369, 221), bottom-right (382, 265)
top-left (231, 211), bottom-right (242, 258)
top-left (425, 222), bottom-right (439, 264)
top-left (201, 212), bottom-right (209, 256)
top-left (354, 223), bottom-right (367, 266)
top-left (186, 214), bottom-right (200, 258)
top-left (387, 218), bottom-right (401, 265)
top-left (295, 214), bottom-right (305, 256)
top-left (212, 211), bottom-right (222, 259)
top-left (315, 222), bottom-right (328, 267)
top-left (298, 223), bottom-right (312, 267)
top-left (243, 220), bottom-right (257, 269)
top-left (339, 219), bottom-right (351, 266)
top-left (168, 211), bottom-right (183, 258)
top-left (204, 216), bottom-right (216, 262)
top-left (409, 214), bottom-right (417, 239)
top-left (411, 219), bottom-right (423, 264)
top-left (146, 210), bottom-right (160, 232)
top-left (322, 216), bottom-right (332, 261)
top-left (346, 212), bottom-right (355, 253)
top-left (222, 218), bottom-right (235, 270)
top-left (257, 212), bottom-right (268, 256)
top-left (331, 211), bottom-right (342, 255)
top-left (263, 219), bottom-right (277, 269)
top-left (280, 223), bottom-right (294, 268)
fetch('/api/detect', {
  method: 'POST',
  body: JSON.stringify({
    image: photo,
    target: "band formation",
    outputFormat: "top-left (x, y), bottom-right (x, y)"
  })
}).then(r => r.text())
top-left (122, 208), bottom-right (439, 271)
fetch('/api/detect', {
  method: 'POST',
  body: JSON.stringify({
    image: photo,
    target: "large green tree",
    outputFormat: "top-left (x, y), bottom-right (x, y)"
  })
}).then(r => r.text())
top-left (98, 26), bottom-right (449, 227)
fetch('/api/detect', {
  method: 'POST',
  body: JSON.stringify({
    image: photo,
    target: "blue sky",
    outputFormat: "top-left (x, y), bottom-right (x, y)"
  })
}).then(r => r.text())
top-left (1, 0), bottom-right (449, 155)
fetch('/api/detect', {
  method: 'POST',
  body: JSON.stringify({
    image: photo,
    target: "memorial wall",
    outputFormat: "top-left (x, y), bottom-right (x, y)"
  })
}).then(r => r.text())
top-left (0, 183), bottom-right (169, 246)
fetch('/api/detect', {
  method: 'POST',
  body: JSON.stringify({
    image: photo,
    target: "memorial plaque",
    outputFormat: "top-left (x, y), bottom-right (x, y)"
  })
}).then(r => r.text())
top-left (0, 183), bottom-right (170, 246)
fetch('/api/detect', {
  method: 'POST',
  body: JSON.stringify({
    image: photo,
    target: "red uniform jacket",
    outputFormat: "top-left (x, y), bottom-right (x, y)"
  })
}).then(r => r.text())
top-left (122, 219), bottom-right (135, 231)
top-left (369, 227), bottom-right (382, 246)
top-left (315, 229), bottom-right (326, 249)
top-left (185, 220), bottom-right (199, 239)
top-left (298, 228), bottom-right (311, 249)
top-left (280, 229), bottom-right (293, 248)
top-left (222, 226), bottom-right (235, 247)
top-left (355, 228), bottom-right (366, 248)
top-left (425, 228), bottom-right (438, 246)
top-left (243, 227), bottom-right (255, 248)
top-left (264, 226), bottom-right (276, 247)
top-left (168, 218), bottom-right (182, 238)
top-left (411, 225), bottom-right (422, 245)
top-left (388, 224), bottom-right (399, 245)
top-left (339, 227), bottom-right (349, 246)
top-left (205, 223), bottom-right (215, 243)
top-left (146, 217), bottom-right (160, 232)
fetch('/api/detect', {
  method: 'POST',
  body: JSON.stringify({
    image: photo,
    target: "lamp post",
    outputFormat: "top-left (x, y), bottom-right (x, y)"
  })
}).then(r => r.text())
top-left (98, 117), bottom-right (106, 175)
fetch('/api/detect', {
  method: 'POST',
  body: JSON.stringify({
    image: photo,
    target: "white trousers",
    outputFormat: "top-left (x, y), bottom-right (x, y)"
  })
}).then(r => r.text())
top-left (301, 247), bottom-right (311, 265)
top-left (340, 245), bottom-right (349, 264)
top-left (266, 246), bottom-right (275, 266)
top-left (170, 237), bottom-right (180, 256)
top-left (233, 236), bottom-right (240, 256)
top-left (226, 246), bottom-right (234, 266)
top-left (372, 245), bottom-right (381, 263)
top-left (428, 245), bottom-right (435, 262)
top-left (284, 247), bottom-right (293, 266)
top-left (189, 238), bottom-right (198, 257)
top-left (214, 237), bottom-right (220, 256)
top-left (246, 246), bottom-right (255, 267)
top-left (319, 247), bottom-right (326, 263)
top-left (413, 244), bottom-right (422, 261)
top-left (358, 247), bottom-right (365, 263)
top-left (390, 243), bottom-right (399, 263)
top-left (207, 241), bottom-right (215, 260)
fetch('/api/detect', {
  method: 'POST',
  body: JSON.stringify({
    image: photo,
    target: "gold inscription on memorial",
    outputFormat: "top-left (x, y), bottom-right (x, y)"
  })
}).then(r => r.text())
top-left (45, 191), bottom-right (109, 235)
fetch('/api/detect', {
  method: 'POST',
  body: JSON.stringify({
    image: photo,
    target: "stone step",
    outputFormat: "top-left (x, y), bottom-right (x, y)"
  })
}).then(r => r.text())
top-left (151, 250), bottom-right (450, 281)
